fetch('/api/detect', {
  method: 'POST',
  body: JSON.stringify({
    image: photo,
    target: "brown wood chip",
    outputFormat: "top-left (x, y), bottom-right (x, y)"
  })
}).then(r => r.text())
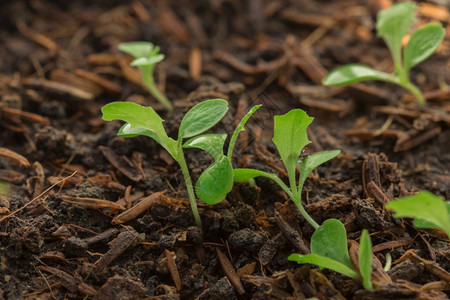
top-left (99, 146), bottom-right (143, 182)
top-left (165, 249), bottom-right (182, 291)
top-left (0, 147), bottom-right (31, 168)
top-left (39, 265), bottom-right (97, 296)
top-left (112, 191), bottom-right (165, 225)
top-left (60, 195), bottom-right (125, 211)
top-left (22, 78), bottom-right (95, 101)
top-left (216, 248), bottom-right (245, 295)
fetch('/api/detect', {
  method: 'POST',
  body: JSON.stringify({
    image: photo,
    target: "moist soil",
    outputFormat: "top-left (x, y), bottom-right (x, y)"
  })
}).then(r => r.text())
top-left (0, 1), bottom-right (449, 299)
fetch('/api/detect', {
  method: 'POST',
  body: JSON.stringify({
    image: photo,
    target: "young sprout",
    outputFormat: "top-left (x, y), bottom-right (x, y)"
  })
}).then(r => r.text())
top-left (233, 109), bottom-right (340, 229)
top-left (288, 219), bottom-right (374, 289)
top-left (386, 191), bottom-right (450, 237)
top-left (322, 2), bottom-right (445, 106)
top-left (119, 42), bottom-right (173, 111)
top-left (102, 99), bottom-right (229, 227)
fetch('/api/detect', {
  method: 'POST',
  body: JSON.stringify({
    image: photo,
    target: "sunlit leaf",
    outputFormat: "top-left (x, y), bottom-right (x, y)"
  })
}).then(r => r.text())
top-left (272, 109), bottom-right (313, 180)
top-left (310, 219), bottom-right (356, 271)
top-left (102, 101), bottom-right (170, 146)
top-left (288, 254), bottom-right (360, 279)
top-left (404, 23), bottom-right (445, 71)
top-left (131, 55), bottom-right (165, 66)
top-left (183, 134), bottom-right (227, 161)
top-left (386, 191), bottom-right (450, 237)
top-left (119, 41), bottom-right (156, 58)
top-left (178, 99), bottom-right (228, 139)
top-left (195, 156), bottom-right (233, 204)
top-left (322, 64), bottom-right (397, 86)
top-left (233, 168), bottom-right (273, 182)
top-left (376, 2), bottom-right (416, 64)
top-left (359, 229), bottom-right (373, 289)
top-left (299, 150), bottom-right (340, 190)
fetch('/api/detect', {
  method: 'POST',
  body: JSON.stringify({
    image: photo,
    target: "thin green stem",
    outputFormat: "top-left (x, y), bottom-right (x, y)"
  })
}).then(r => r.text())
top-left (147, 76), bottom-right (173, 111)
top-left (402, 80), bottom-right (425, 106)
top-left (177, 151), bottom-right (202, 227)
top-left (292, 193), bottom-right (319, 229)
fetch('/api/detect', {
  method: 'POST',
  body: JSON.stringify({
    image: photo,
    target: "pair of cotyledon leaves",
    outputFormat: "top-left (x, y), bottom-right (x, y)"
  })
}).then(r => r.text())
top-left (322, 2), bottom-right (445, 87)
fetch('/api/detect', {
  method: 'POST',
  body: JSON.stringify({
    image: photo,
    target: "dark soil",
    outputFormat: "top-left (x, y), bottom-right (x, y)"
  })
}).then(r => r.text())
top-left (0, 0), bottom-right (449, 299)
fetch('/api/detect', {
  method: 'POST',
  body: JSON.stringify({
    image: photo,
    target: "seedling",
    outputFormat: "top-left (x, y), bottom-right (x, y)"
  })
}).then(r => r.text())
top-left (288, 219), bottom-right (374, 289)
top-left (119, 42), bottom-right (173, 111)
top-left (386, 191), bottom-right (450, 237)
top-left (184, 105), bottom-right (261, 204)
top-left (233, 109), bottom-right (340, 229)
top-left (322, 2), bottom-right (445, 106)
top-left (102, 99), bottom-right (229, 227)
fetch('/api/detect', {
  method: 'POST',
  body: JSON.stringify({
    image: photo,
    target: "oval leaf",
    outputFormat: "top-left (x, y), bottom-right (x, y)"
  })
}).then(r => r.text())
top-left (386, 191), bottom-right (450, 237)
top-left (272, 109), bottom-right (313, 179)
top-left (322, 64), bottom-right (397, 86)
top-left (119, 41), bottom-right (155, 58)
top-left (288, 254), bottom-right (360, 279)
top-left (404, 23), bottom-right (445, 71)
top-left (183, 134), bottom-right (227, 161)
top-left (311, 219), bottom-right (356, 272)
top-left (179, 99), bottom-right (228, 139)
top-left (195, 156), bottom-right (233, 204)
top-left (359, 229), bottom-right (373, 289)
top-left (299, 150), bottom-right (340, 189)
top-left (131, 55), bottom-right (165, 66)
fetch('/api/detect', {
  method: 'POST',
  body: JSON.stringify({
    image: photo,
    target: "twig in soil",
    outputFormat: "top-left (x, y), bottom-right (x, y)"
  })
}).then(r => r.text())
top-left (60, 195), bottom-right (125, 211)
top-left (39, 265), bottom-right (97, 296)
top-left (165, 249), bottom-right (182, 291)
top-left (111, 191), bottom-right (165, 225)
top-left (0, 171), bottom-right (77, 223)
top-left (394, 250), bottom-right (450, 282)
top-left (0, 147), bottom-right (31, 167)
top-left (371, 239), bottom-right (412, 253)
top-left (216, 248), bottom-right (245, 295)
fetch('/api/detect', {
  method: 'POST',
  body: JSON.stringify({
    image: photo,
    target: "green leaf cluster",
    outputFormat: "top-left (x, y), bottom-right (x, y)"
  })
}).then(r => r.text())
top-left (234, 109), bottom-right (340, 229)
top-left (288, 219), bottom-right (373, 289)
top-left (119, 41), bottom-right (172, 111)
top-left (322, 2), bottom-right (445, 106)
top-left (102, 99), bottom-right (229, 227)
top-left (386, 191), bottom-right (450, 237)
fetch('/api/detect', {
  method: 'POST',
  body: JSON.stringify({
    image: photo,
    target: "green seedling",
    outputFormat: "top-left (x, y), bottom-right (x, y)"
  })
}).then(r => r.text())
top-left (184, 105), bottom-right (261, 204)
top-left (233, 109), bottom-right (340, 229)
top-left (119, 42), bottom-right (173, 111)
top-left (322, 2), bottom-right (445, 106)
top-left (288, 219), bottom-right (374, 289)
top-left (386, 191), bottom-right (450, 237)
top-left (102, 99), bottom-right (229, 227)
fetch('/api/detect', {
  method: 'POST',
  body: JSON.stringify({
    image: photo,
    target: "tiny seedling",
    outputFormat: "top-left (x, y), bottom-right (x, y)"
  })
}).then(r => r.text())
top-left (119, 42), bottom-right (173, 111)
top-left (386, 191), bottom-right (450, 237)
top-left (322, 2), bottom-right (445, 106)
top-left (288, 219), bottom-right (374, 289)
top-left (233, 109), bottom-right (340, 229)
top-left (102, 99), bottom-right (229, 227)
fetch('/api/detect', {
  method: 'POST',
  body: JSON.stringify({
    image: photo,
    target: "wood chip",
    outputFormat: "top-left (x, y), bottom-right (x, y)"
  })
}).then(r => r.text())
top-left (0, 147), bottom-right (31, 167)
top-left (157, 7), bottom-right (190, 44)
top-left (99, 146), bottom-right (143, 182)
top-left (75, 69), bottom-right (121, 95)
top-left (50, 69), bottom-right (103, 96)
top-left (39, 265), bottom-right (97, 296)
top-left (0, 169), bottom-right (26, 183)
top-left (189, 47), bottom-right (202, 80)
top-left (394, 127), bottom-right (441, 152)
top-left (60, 195), bottom-right (125, 211)
top-left (111, 191), bottom-right (165, 225)
top-left (216, 248), bottom-right (245, 295)
top-left (22, 78), bottom-right (95, 101)
top-left (372, 239), bottom-right (412, 253)
top-left (16, 19), bottom-right (60, 52)
top-left (165, 250), bottom-right (182, 291)
top-left (0, 105), bottom-right (50, 125)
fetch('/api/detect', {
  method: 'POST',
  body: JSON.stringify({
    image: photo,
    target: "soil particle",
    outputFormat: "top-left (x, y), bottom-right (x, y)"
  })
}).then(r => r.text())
top-left (228, 228), bottom-right (268, 253)
top-left (352, 198), bottom-right (391, 231)
top-left (185, 226), bottom-right (204, 244)
top-left (64, 236), bottom-right (88, 258)
top-left (6, 224), bottom-right (42, 259)
top-left (180, 263), bottom-right (205, 297)
top-left (197, 276), bottom-right (237, 300)
top-left (258, 232), bottom-right (287, 266)
top-left (388, 260), bottom-right (425, 282)
top-left (96, 275), bottom-right (147, 300)
top-left (34, 125), bottom-right (76, 160)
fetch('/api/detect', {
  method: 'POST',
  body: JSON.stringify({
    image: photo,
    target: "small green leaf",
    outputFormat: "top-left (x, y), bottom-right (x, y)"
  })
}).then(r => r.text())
top-left (414, 202), bottom-right (450, 229)
top-left (195, 156), bottom-right (233, 204)
top-left (183, 134), bottom-right (227, 161)
top-left (178, 99), bottom-right (228, 139)
top-left (118, 123), bottom-right (177, 157)
top-left (359, 229), bottom-right (373, 290)
top-left (272, 109), bottom-right (313, 180)
top-left (288, 254), bottom-right (360, 279)
top-left (310, 219), bottom-right (356, 272)
top-left (404, 23), bottom-right (445, 72)
top-left (376, 2), bottom-right (416, 65)
top-left (322, 64), bottom-right (397, 86)
top-left (119, 41), bottom-right (156, 58)
top-left (131, 55), bottom-right (165, 66)
top-left (233, 168), bottom-right (273, 182)
top-left (386, 191), bottom-right (450, 237)
top-left (102, 101), bottom-right (170, 146)
top-left (227, 105), bottom-right (262, 159)
top-left (299, 150), bottom-right (340, 190)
